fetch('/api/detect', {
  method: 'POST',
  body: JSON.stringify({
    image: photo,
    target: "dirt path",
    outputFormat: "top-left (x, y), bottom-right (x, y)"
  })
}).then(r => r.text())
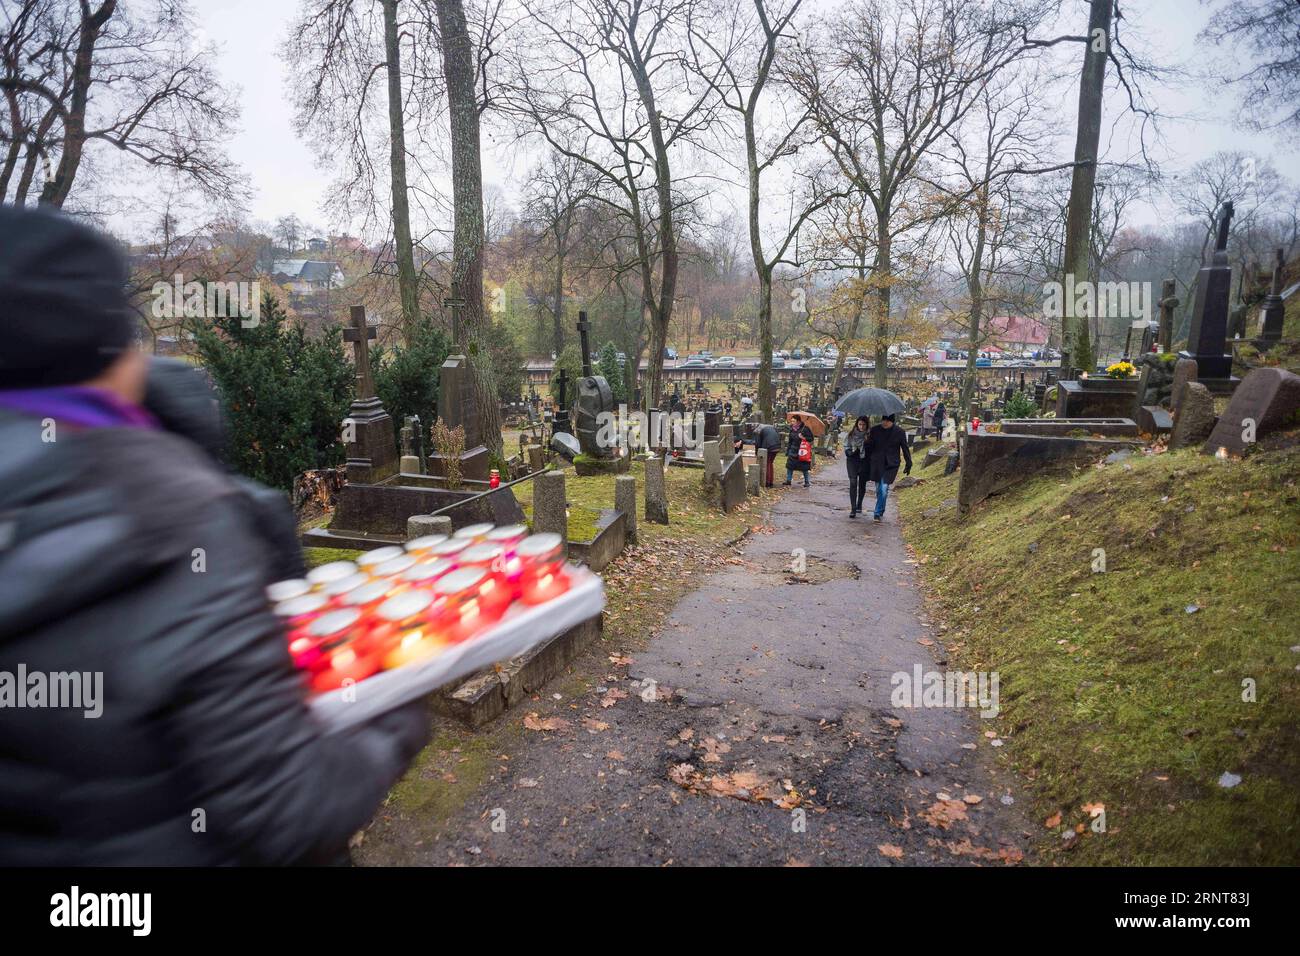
top-left (365, 460), bottom-right (1032, 866)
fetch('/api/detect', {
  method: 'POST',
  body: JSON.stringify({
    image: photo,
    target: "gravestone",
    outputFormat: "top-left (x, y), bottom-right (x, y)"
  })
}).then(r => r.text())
top-left (399, 420), bottom-right (421, 474)
top-left (1202, 367), bottom-right (1300, 457)
top-left (1158, 278), bottom-right (1179, 353)
top-left (527, 444), bottom-right (545, 473)
top-left (747, 462), bottom-right (760, 496)
top-left (614, 474), bottom-right (638, 542)
top-left (702, 440), bottom-right (723, 480)
top-left (756, 447), bottom-right (768, 487)
top-left (716, 455), bottom-right (747, 513)
top-left (1171, 358), bottom-right (1199, 413)
top-left (1179, 202), bottom-right (1236, 385)
top-left (720, 424), bottom-right (736, 461)
top-left (1169, 382), bottom-right (1217, 450)
top-left (533, 470), bottom-right (569, 550)
top-left (573, 312), bottom-right (616, 459)
top-left (341, 306), bottom-right (398, 484)
top-left (704, 408), bottom-right (722, 442)
top-left (644, 455), bottom-right (669, 525)
top-left (429, 293), bottom-right (490, 482)
top-left (552, 368), bottom-right (572, 437)
top-left (1256, 248), bottom-right (1286, 346)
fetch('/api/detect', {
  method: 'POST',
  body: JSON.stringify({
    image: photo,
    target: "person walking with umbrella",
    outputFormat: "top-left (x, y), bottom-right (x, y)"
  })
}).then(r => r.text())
top-left (844, 415), bottom-right (871, 517)
top-left (782, 414), bottom-right (815, 487)
top-left (864, 414), bottom-right (912, 522)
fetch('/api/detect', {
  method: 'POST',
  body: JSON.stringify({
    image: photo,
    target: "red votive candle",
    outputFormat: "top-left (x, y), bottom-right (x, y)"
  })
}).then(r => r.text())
top-left (357, 546), bottom-right (405, 570)
top-left (484, 524), bottom-right (528, 547)
top-left (514, 533), bottom-right (570, 606)
top-left (460, 543), bottom-right (505, 573)
top-left (426, 537), bottom-right (471, 561)
top-left (306, 560), bottom-right (358, 590)
top-left (404, 534), bottom-right (449, 555)
top-left (308, 608), bottom-right (381, 691)
top-left (433, 567), bottom-right (508, 642)
top-left (372, 590), bottom-right (447, 669)
top-left (267, 579), bottom-right (310, 604)
top-left (454, 522), bottom-right (496, 542)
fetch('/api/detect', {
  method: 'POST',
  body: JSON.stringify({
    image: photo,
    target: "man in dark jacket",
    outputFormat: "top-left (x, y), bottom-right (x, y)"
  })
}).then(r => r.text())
top-left (864, 414), bottom-right (912, 522)
top-left (753, 422), bottom-right (782, 487)
top-left (0, 206), bottom-right (427, 865)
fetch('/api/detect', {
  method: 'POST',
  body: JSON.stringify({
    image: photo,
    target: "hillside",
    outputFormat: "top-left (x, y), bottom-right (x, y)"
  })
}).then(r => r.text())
top-left (898, 439), bottom-right (1300, 865)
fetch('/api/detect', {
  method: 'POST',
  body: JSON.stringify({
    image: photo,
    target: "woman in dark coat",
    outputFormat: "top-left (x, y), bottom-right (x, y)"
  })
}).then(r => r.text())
top-left (864, 413), bottom-right (912, 521)
top-left (844, 415), bottom-right (871, 517)
top-left (932, 401), bottom-right (947, 439)
top-left (782, 414), bottom-right (815, 487)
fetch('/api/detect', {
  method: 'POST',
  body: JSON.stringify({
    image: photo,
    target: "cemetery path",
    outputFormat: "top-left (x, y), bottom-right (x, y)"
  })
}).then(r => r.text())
top-left (375, 462), bottom-right (1033, 866)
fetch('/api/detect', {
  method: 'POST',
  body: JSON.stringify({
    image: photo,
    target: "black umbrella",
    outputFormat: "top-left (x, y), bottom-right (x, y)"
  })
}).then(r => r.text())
top-left (834, 387), bottom-right (905, 418)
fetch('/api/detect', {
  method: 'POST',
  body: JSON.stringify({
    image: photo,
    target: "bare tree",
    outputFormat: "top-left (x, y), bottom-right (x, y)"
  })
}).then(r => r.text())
top-left (0, 0), bottom-right (241, 208)
top-left (1200, 0), bottom-right (1300, 137)
top-left (520, 150), bottom-right (595, 357)
top-left (502, 0), bottom-right (722, 409)
top-left (787, 0), bottom-right (1034, 386)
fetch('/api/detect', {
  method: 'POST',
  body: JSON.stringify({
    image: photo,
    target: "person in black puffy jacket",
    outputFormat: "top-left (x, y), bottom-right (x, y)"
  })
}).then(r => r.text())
top-left (864, 414), bottom-right (912, 522)
top-left (0, 206), bottom-right (428, 865)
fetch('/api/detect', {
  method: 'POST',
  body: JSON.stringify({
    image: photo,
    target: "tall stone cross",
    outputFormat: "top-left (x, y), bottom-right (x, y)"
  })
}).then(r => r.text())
top-left (576, 311), bottom-right (594, 377)
top-left (556, 367), bottom-right (570, 408)
top-left (343, 305), bottom-right (376, 398)
top-left (1158, 278), bottom-right (1179, 353)
top-left (443, 286), bottom-right (468, 349)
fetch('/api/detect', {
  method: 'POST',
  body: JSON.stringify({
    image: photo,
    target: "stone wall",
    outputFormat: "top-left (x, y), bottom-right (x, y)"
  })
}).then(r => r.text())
top-left (959, 432), bottom-right (1141, 512)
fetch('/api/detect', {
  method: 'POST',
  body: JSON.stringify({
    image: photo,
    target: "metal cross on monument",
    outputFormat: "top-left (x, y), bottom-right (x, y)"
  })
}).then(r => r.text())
top-left (576, 311), bottom-right (594, 376)
top-left (343, 305), bottom-right (377, 398)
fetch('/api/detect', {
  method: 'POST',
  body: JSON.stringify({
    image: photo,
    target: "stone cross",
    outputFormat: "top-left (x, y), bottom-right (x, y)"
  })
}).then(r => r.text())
top-left (1158, 278), bottom-right (1179, 353)
top-left (342, 305), bottom-right (377, 399)
top-left (443, 286), bottom-right (467, 349)
top-left (576, 311), bottom-right (594, 377)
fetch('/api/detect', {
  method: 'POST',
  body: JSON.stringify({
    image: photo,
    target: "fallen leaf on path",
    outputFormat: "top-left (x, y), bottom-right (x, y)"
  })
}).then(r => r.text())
top-left (1044, 812), bottom-right (1062, 829)
top-left (877, 844), bottom-right (905, 859)
top-left (600, 689), bottom-right (628, 708)
top-left (582, 717), bottom-right (610, 733)
top-left (919, 799), bottom-right (968, 830)
top-left (523, 713), bottom-right (570, 732)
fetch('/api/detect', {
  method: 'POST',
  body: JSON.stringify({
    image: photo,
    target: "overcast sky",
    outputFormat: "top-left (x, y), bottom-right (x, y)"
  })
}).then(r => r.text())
top-left (170, 0), bottom-right (1297, 241)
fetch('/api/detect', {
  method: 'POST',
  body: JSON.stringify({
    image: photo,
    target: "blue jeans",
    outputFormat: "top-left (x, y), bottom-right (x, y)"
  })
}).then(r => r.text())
top-left (786, 467), bottom-right (809, 487)
top-left (874, 479), bottom-right (891, 518)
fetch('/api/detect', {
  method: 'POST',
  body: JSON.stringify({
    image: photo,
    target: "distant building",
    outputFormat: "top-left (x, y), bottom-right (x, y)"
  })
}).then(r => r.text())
top-left (269, 259), bottom-right (345, 295)
top-left (307, 237), bottom-right (328, 253)
top-left (986, 315), bottom-right (1049, 352)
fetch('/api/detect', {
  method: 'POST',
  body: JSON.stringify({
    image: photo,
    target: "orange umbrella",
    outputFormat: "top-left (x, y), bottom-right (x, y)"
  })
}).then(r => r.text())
top-left (786, 410), bottom-right (825, 437)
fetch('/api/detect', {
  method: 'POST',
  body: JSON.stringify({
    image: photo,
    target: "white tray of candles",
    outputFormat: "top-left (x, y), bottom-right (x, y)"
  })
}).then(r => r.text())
top-left (266, 524), bottom-right (604, 732)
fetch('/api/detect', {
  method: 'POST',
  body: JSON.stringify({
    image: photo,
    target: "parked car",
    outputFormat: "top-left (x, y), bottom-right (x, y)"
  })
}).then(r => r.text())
top-left (714, 356), bottom-right (736, 368)
top-left (1011, 359), bottom-right (1036, 367)
top-left (975, 357), bottom-right (993, 367)
top-left (803, 357), bottom-right (831, 368)
top-left (680, 357), bottom-right (710, 368)
top-left (775, 349), bottom-right (789, 359)
top-left (844, 356), bottom-right (865, 368)
top-left (664, 347), bottom-right (678, 360)
top-left (770, 355), bottom-right (786, 368)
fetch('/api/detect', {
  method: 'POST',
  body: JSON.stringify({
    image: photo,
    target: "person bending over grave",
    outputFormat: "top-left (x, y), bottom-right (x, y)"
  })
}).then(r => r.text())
top-left (753, 421), bottom-right (782, 488)
top-left (0, 206), bottom-right (428, 865)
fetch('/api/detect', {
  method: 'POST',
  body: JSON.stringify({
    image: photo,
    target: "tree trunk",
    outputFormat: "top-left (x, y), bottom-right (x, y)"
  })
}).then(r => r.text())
top-left (872, 230), bottom-right (891, 388)
top-left (757, 269), bottom-right (773, 421)
top-left (1060, 0), bottom-right (1111, 376)
top-left (436, 0), bottom-right (503, 457)
top-left (381, 0), bottom-right (421, 343)
top-left (551, 230), bottom-right (565, 357)
top-left (39, 0), bottom-right (117, 208)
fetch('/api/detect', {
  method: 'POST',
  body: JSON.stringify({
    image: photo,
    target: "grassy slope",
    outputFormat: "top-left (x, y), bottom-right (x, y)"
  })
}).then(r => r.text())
top-left (897, 441), bottom-right (1300, 865)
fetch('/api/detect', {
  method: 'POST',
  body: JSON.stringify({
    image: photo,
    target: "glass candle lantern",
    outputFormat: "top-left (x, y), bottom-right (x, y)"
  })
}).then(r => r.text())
top-left (371, 590), bottom-right (446, 669)
top-left (432, 567), bottom-right (508, 642)
top-left (514, 533), bottom-right (570, 605)
top-left (459, 543), bottom-right (505, 573)
top-left (453, 522), bottom-right (496, 541)
top-left (356, 546), bottom-right (406, 569)
top-left (400, 558), bottom-right (455, 589)
top-left (484, 524), bottom-right (528, 547)
top-left (307, 608), bottom-right (380, 691)
top-left (266, 578), bottom-right (310, 604)
top-left (404, 534), bottom-right (449, 555)
top-left (426, 537), bottom-right (471, 561)
top-left (371, 553), bottom-right (418, 581)
top-left (305, 560), bottom-right (358, 589)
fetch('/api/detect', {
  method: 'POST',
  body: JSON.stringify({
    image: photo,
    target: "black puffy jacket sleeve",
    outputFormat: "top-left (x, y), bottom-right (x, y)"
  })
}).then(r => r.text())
top-left (152, 491), bottom-right (427, 865)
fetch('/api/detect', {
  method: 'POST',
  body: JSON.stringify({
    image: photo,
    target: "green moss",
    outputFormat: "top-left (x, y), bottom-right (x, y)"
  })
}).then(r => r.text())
top-left (302, 547), bottom-right (363, 569)
top-left (898, 442), bottom-right (1300, 865)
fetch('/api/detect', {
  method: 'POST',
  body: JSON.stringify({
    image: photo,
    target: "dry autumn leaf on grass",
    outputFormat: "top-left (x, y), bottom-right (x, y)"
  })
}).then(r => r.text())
top-left (877, 844), bottom-right (905, 860)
